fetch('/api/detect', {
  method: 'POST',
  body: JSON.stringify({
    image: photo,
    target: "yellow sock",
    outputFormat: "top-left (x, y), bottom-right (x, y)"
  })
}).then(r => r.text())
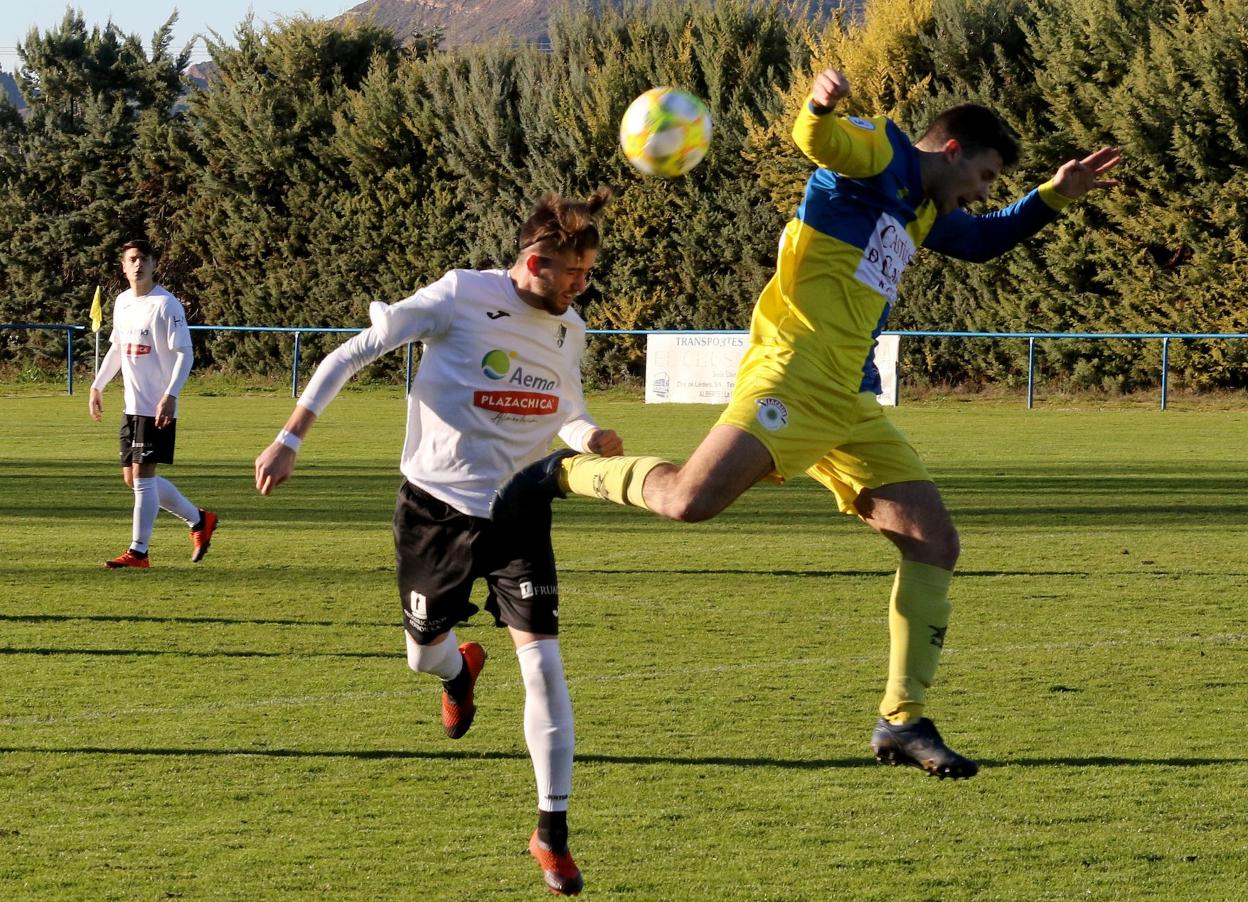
top-left (880, 560), bottom-right (954, 725)
top-left (560, 454), bottom-right (668, 509)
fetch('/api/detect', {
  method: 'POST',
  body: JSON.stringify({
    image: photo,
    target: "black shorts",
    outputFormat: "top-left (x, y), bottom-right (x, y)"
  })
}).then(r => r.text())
top-left (119, 414), bottom-right (177, 466)
top-left (394, 481), bottom-right (560, 644)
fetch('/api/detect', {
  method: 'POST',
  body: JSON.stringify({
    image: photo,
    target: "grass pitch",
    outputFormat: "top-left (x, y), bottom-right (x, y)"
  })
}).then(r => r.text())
top-left (1, 385), bottom-right (1246, 900)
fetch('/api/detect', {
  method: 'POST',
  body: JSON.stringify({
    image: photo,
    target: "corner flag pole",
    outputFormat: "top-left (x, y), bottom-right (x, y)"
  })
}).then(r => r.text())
top-left (89, 285), bottom-right (103, 374)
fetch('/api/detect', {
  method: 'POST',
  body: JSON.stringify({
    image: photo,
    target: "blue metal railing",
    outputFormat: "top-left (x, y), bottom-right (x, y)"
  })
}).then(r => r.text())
top-left (4, 322), bottom-right (1246, 410)
top-left (0, 323), bottom-right (81, 396)
top-left (880, 329), bottom-right (1248, 410)
top-left (186, 326), bottom-right (421, 399)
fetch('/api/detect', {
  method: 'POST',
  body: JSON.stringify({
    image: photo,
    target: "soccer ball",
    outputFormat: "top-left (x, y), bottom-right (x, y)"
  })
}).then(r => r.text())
top-left (619, 88), bottom-right (712, 177)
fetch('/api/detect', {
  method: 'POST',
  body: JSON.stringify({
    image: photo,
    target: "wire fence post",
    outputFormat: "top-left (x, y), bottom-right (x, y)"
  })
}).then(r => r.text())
top-left (1160, 337), bottom-right (1170, 411)
top-left (66, 328), bottom-right (75, 396)
top-left (1026, 337), bottom-right (1036, 409)
top-left (291, 331), bottom-right (301, 399)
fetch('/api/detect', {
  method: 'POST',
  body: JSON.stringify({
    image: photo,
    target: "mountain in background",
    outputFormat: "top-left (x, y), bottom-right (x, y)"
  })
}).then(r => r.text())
top-left (2, 3), bottom-right (850, 109)
top-left (0, 69), bottom-right (25, 111)
top-left (186, 61), bottom-right (216, 90)
top-left (339, 0), bottom-right (561, 47)
top-left (336, 0), bottom-right (850, 49)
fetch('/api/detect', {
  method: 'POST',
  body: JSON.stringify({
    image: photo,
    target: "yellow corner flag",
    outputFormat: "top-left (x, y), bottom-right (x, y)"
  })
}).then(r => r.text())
top-left (89, 286), bottom-right (103, 333)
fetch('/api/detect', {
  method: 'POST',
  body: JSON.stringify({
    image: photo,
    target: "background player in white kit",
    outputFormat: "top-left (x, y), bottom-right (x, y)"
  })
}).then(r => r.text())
top-left (89, 239), bottom-right (218, 569)
top-left (254, 190), bottom-right (621, 897)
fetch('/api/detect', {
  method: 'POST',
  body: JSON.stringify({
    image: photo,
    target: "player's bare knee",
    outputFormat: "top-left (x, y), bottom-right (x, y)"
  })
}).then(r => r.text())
top-left (934, 524), bottom-right (961, 569)
top-left (660, 498), bottom-right (700, 522)
top-left (656, 488), bottom-right (718, 523)
top-left (908, 504), bottom-right (959, 568)
top-left (884, 521), bottom-right (959, 569)
top-left (673, 469), bottom-right (735, 522)
top-left (912, 520), bottom-right (959, 569)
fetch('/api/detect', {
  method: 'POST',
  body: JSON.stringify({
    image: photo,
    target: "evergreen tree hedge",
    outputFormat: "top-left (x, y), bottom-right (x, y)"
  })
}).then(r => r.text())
top-left (1, 0), bottom-right (1245, 392)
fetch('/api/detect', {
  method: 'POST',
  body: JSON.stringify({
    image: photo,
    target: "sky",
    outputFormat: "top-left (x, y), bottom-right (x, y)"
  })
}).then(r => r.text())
top-left (1, 2), bottom-right (357, 70)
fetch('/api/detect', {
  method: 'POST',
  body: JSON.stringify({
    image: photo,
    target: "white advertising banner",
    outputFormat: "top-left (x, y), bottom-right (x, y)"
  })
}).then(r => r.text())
top-left (645, 332), bottom-right (899, 406)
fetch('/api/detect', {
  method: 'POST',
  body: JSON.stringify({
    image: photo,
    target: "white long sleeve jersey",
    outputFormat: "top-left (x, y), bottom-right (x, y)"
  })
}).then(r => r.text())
top-left (102, 286), bottom-right (194, 417)
top-left (298, 269), bottom-right (599, 519)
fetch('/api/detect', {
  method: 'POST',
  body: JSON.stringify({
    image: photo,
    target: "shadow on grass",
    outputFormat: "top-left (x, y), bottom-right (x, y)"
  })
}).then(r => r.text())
top-left (0, 613), bottom-right (392, 628)
top-left (0, 745), bottom-right (1243, 771)
top-left (0, 646), bottom-right (391, 659)
top-left (5, 461), bottom-right (1248, 529)
top-left (564, 568), bottom-right (1093, 578)
top-left (0, 565), bottom-right (397, 579)
top-left (0, 568), bottom-right (1098, 585)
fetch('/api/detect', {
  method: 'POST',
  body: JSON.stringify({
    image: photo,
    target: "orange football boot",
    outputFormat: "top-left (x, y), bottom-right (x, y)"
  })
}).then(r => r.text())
top-left (104, 550), bottom-right (150, 569)
top-left (441, 641), bottom-right (487, 739)
top-left (190, 510), bottom-right (218, 563)
top-left (529, 830), bottom-right (583, 896)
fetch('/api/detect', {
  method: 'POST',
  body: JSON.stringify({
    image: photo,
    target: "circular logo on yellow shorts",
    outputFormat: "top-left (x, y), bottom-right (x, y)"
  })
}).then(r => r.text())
top-left (755, 397), bottom-right (789, 431)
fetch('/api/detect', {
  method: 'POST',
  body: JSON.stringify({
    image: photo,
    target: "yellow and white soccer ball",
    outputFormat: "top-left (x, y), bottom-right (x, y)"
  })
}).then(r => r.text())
top-left (619, 87), bottom-right (712, 177)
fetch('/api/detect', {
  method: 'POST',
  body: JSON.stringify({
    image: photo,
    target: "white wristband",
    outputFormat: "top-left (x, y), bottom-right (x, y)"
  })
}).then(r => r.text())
top-left (276, 429), bottom-right (302, 452)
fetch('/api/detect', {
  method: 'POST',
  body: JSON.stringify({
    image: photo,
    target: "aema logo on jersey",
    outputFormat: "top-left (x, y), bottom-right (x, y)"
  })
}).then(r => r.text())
top-left (476, 349), bottom-right (561, 416)
top-left (482, 349), bottom-right (514, 379)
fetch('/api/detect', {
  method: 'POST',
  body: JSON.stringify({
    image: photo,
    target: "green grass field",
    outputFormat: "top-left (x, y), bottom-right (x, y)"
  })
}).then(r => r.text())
top-left (1, 386), bottom-right (1246, 900)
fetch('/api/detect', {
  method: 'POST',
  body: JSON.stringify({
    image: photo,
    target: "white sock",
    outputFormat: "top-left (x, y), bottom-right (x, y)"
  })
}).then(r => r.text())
top-left (156, 477), bottom-right (200, 526)
top-left (405, 630), bottom-right (463, 680)
top-left (131, 477), bottom-right (159, 553)
top-left (518, 639), bottom-right (574, 813)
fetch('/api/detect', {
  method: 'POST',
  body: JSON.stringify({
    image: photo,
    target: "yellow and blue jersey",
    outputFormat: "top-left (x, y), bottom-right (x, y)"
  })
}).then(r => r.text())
top-left (747, 100), bottom-right (1073, 395)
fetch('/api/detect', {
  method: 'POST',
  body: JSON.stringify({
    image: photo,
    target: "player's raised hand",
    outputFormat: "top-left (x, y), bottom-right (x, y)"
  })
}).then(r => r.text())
top-left (88, 388), bottom-right (104, 422)
top-left (811, 67), bottom-right (851, 111)
top-left (586, 428), bottom-right (623, 457)
top-left (1051, 146), bottom-right (1122, 199)
top-left (255, 443), bottom-right (296, 495)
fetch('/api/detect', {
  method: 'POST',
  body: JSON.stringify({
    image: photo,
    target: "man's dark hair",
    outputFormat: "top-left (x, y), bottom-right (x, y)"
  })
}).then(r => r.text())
top-left (518, 187), bottom-right (612, 256)
top-left (919, 104), bottom-right (1020, 167)
top-left (119, 238), bottom-right (158, 260)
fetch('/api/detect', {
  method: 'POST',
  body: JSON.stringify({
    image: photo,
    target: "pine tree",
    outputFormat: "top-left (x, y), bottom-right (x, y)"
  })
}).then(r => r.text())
top-left (0, 11), bottom-right (189, 369)
top-left (7, 0), bottom-right (1243, 391)
top-left (172, 16), bottom-right (404, 371)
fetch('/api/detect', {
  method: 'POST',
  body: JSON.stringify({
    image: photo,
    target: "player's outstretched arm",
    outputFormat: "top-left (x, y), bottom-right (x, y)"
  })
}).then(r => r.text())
top-left (256, 308), bottom-right (411, 495)
top-left (1049, 146), bottom-right (1122, 199)
top-left (925, 146), bottom-right (1123, 263)
top-left (255, 405), bottom-right (317, 495)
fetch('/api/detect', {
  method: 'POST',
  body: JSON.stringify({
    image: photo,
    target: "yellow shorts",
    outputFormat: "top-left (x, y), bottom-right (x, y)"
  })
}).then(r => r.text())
top-left (715, 352), bottom-right (930, 514)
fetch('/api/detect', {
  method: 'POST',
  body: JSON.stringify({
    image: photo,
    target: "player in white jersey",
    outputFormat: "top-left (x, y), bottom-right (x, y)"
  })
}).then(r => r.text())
top-left (254, 190), bottom-right (620, 897)
top-left (89, 239), bottom-right (218, 569)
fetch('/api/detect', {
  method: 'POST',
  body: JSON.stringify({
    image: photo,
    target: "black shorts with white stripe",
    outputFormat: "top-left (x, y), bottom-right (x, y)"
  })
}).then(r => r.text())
top-left (119, 414), bottom-right (176, 466)
top-left (393, 481), bottom-right (561, 644)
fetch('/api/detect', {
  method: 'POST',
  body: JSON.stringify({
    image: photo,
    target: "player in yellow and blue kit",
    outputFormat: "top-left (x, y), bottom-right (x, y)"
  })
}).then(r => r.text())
top-left (495, 67), bottom-right (1122, 779)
